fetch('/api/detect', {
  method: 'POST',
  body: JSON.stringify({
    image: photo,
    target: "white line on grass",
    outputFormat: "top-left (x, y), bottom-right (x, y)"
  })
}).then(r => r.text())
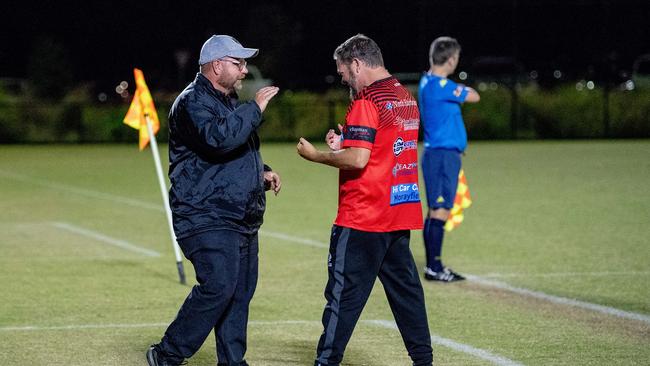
top-left (0, 170), bottom-right (163, 211)
top-left (0, 323), bottom-right (169, 331)
top-left (0, 172), bottom-right (327, 250)
top-left (0, 320), bottom-right (312, 332)
top-left (465, 275), bottom-right (650, 324)
top-left (479, 271), bottom-right (650, 278)
top-left (0, 319), bottom-right (524, 366)
top-left (51, 222), bottom-right (161, 257)
top-left (5, 172), bottom-right (648, 325)
top-left (256, 231), bottom-right (650, 325)
top-left (0, 172), bottom-right (325, 251)
top-left (259, 230), bottom-right (329, 248)
top-left (366, 320), bottom-right (524, 366)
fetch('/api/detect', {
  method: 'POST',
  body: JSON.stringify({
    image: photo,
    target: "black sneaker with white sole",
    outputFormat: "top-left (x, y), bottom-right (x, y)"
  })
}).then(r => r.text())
top-left (423, 267), bottom-right (466, 282)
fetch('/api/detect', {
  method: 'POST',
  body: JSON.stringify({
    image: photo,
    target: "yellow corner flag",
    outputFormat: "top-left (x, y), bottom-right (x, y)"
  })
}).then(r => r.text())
top-left (123, 68), bottom-right (160, 150)
top-left (445, 169), bottom-right (472, 232)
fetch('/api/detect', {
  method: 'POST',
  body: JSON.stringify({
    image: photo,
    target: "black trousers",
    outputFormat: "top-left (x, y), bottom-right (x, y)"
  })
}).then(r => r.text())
top-left (160, 229), bottom-right (258, 366)
top-left (315, 226), bottom-right (433, 366)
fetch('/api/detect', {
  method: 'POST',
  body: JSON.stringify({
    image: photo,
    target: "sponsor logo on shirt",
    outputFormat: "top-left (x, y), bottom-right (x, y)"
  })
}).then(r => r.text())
top-left (392, 100), bottom-right (418, 108)
top-left (394, 116), bottom-right (419, 131)
top-left (393, 137), bottom-right (417, 156)
top-left (392, 162), bottom-right (418, 177)
top-left (344, 125), bottom-right (377, 143)
top-left (386, 100), bottom-right (417, 112)
top-left (393, 137), bottom-right (404, 156)
top-left (390, 183), bottom-right (420, 205)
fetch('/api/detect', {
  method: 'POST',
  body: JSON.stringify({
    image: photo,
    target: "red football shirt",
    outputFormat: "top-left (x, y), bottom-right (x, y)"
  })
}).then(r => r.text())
top-left (334, 76), bottom-right (423, 232)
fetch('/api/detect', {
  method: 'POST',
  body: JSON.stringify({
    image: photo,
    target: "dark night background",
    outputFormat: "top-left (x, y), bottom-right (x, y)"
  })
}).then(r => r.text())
top-left (2, 0), bottom-right (649, 95)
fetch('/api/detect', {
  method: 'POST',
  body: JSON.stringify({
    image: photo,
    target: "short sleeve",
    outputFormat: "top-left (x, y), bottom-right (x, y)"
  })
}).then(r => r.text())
top-left (341, 99), bottom-right (379, 150)
top-left (436, 78), bottom-right (468, 103)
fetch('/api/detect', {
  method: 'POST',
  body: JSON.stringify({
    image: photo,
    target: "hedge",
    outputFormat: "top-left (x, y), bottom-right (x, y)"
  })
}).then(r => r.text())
top-left (0, 85), bottom-right (648, 143)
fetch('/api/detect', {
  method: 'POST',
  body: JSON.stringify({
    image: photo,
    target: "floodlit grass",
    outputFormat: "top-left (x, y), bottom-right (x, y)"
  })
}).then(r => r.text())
top-left (0, 141), bottom-right (649, 365)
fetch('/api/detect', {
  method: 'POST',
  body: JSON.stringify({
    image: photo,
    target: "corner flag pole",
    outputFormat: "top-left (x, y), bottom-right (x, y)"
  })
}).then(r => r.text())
top-left (145, 115), bottom-right (186, 285)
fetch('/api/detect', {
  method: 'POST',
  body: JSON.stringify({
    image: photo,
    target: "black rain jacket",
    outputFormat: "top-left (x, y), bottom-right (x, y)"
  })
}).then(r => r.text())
top-left (168, 73), bottom-right (269, 240)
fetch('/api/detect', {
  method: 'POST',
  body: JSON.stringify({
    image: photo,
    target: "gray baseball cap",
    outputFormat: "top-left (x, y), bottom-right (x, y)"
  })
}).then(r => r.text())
top-left (198, 35), bottom-right (259, 65)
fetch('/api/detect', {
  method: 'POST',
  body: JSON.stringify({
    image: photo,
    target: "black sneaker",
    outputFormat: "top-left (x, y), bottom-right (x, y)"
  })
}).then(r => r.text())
top-left (423, 267), bottom-right (466, 282)
top-left (146, 344), bottom-right (186, 366)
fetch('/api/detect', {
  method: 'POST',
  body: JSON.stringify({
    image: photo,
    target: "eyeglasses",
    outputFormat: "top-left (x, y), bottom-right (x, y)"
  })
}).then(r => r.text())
top-left (219, 57), bottom-right (247, 71)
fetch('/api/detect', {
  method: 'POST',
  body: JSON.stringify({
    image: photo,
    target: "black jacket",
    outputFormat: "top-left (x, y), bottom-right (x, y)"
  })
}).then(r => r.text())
top-left (168, 73), bottom-right (268, 239)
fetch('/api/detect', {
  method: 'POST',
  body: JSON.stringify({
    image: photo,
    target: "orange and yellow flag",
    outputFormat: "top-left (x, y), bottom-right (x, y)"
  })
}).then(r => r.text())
top-left (123, 68), bottom-right (160, 150)
top-left (445, 169), bottom-right (472, 232)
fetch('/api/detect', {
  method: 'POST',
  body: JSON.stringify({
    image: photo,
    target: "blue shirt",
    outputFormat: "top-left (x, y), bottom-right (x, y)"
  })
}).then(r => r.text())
top-left (418, 73), bottom-right (468, 152)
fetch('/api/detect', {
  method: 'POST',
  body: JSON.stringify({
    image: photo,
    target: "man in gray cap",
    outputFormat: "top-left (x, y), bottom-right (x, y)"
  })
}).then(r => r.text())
top-left (146, 35), bottom-right (280, 366)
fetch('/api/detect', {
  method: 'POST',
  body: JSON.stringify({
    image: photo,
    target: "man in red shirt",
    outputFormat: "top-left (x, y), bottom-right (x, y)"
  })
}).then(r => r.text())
top-left (297, 34), bottom-right (433, 366)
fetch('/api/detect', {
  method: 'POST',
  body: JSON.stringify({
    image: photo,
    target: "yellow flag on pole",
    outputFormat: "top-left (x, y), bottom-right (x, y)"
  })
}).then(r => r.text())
top-left (445, 169), bottom-right (472, 232)
top-left (123, 68), bottom-right (160, 150)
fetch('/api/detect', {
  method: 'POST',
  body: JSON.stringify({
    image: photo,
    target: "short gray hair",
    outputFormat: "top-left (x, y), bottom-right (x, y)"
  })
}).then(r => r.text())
top-left (333, 34), bottom-right (384, 68)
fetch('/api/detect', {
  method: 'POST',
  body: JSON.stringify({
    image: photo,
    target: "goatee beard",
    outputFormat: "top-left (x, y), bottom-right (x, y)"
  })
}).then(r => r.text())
top-left (349, 87), bottom-right (356, 100)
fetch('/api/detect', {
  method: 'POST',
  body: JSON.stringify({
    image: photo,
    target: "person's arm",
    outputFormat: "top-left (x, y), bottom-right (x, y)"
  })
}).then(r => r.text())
top-left (325, 124), bottom-right (344, 151)
top-left (185, 86), bottom-right (279, 155)
top-left (437, 79), bottom-right (479, 104)
top-left (263, 170), bottom-right (282, 195)
top-left (297, 138), bottom-right (370, 170)
top-left (187, 101), bottom-right (260, 154)
top-left (463, 86), bottom-right (480, 103)
top-left (299, 98), bottom-right (376, 169)
top-left (263, 164), bottom-right (281, 195)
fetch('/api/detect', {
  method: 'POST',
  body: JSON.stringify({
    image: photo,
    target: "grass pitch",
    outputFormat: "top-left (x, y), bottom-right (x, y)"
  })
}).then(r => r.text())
top-left (0, 141), bottom-right (649, 365)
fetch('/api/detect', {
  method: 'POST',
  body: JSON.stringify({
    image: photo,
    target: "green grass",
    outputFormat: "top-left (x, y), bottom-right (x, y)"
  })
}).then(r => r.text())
top-left (0, 141), bottom-right (649, 365)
